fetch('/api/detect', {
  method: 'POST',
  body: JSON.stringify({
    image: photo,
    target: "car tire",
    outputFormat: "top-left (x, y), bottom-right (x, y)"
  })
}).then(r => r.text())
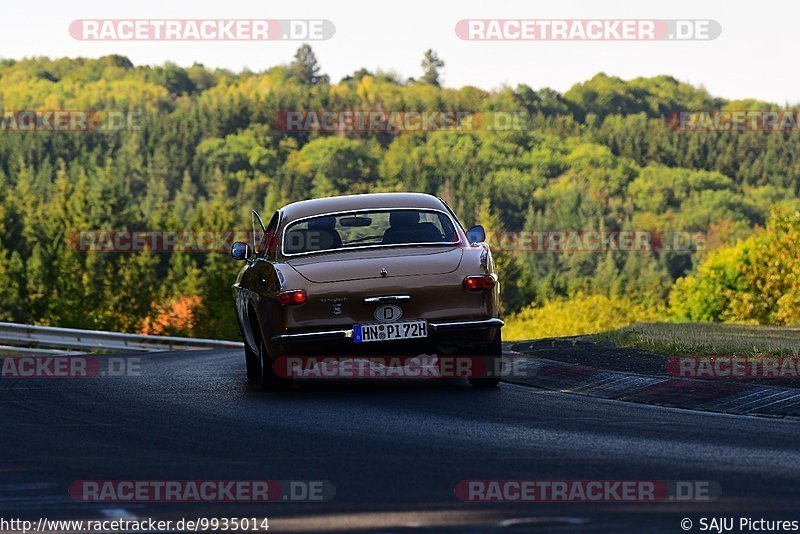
top-left (468, 329), bottom-right (502, 388)
top-left (257, 335), bottom-right (293, 392)
top-left (245, 341), bottom-right (259, 382)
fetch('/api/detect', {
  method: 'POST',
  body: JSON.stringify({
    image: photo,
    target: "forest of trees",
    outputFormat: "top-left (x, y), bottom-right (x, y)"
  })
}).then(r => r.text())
top-left (0, 47), bottom-right (798, 340)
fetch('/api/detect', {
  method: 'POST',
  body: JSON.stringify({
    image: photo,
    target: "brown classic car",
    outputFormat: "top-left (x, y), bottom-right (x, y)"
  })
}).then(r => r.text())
top-left (231, 192), bottom-right (503, 390)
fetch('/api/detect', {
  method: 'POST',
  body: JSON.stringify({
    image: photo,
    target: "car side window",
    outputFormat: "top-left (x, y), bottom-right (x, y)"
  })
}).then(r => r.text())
top-left (263, 211), bottom-right (279, 259)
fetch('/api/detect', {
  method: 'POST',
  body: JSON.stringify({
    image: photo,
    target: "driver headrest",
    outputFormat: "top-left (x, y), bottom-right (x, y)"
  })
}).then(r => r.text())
top-left (308, 216), bottom-right (336, 229)
top-left (389, 211), bottom-right (420, 227)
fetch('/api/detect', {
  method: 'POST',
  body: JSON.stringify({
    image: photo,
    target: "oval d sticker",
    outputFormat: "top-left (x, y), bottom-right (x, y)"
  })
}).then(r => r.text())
top-left (374, 304), bottom-right (402, 322)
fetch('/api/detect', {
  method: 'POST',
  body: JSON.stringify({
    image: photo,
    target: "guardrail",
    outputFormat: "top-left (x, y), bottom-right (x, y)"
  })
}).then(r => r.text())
top-left (0, 322), bottom-right (243, 354)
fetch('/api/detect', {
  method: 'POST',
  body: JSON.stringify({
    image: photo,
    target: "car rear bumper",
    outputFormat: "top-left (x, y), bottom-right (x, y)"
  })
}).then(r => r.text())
top-left (271, 318), bottom-right (503, 344)
top-left (428, 318), bottom-right (504, 332)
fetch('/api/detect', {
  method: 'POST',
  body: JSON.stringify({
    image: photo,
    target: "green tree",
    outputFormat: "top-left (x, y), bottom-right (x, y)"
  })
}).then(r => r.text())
top-left (290, 44), bottom-right (329, 85)
top-left (285, 137), bottom-right (381, 198)
top-left (420, 49), bottom-right (444, 86)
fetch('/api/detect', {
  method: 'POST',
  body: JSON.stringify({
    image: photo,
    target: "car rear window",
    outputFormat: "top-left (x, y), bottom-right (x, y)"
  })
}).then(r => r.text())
top-left (283, 209), bottom-right (459, 254)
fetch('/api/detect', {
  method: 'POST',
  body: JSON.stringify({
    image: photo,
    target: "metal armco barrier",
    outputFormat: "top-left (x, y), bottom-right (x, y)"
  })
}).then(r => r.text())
top-left (0, 322), bottom-right (243, 354)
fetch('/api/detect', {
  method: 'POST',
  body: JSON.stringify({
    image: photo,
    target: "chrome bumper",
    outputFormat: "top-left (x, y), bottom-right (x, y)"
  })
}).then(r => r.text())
top-left (428, 318), bottom-right (504, 332)
top-left (271, 318), bottom-right (503, 344)
top-left (271, 329), bottom-right (354, 344)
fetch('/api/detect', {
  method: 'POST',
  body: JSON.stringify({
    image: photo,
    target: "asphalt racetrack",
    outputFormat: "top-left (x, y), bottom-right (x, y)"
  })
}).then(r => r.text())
top-left (2, 349), bottom-right (800, 532)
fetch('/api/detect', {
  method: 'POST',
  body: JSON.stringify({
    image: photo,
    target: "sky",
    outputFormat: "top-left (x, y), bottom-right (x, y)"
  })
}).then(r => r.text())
top-left (3, 0), bottom-right (796, 104)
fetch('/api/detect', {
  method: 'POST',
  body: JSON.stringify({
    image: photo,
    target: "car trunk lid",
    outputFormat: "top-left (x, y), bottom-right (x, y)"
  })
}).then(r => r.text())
top-left (287, 246), bottom-right (463, 283)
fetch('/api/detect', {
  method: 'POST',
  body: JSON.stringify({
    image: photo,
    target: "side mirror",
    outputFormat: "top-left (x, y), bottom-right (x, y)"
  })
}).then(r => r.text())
top-left (466, 225), bottom-right (486, 244)
top-left (231, 241), bottom-right (252, 261)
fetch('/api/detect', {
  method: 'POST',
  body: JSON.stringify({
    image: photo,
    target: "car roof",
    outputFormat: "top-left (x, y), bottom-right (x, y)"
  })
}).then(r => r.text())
top-left (279, 193), bottom-right (448, 223)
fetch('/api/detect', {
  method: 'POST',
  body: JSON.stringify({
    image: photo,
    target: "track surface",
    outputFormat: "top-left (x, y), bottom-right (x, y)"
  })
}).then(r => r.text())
top-left (2, 349), bottom-right (800, 532)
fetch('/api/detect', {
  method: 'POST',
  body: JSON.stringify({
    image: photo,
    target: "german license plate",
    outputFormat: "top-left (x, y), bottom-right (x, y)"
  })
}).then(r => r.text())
top-left (353, 320), bottom-right (427, 343)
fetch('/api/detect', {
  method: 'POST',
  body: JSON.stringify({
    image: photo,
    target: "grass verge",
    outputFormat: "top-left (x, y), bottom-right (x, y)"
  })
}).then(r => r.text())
top-left (595, 322), bottom-right (800, 357)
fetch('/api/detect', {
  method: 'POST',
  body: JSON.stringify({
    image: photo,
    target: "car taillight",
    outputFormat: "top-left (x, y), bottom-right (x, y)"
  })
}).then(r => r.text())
top-left (277, 290), bottom-right (307, 305)
top-left (463, 275), bottom-right (497, 292)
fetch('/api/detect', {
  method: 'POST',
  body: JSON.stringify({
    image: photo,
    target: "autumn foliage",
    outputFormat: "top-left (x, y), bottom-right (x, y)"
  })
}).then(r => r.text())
top-left (141, 295), bottom-right (204, 337)
top-left (670, 211), bottom-right (800, 325)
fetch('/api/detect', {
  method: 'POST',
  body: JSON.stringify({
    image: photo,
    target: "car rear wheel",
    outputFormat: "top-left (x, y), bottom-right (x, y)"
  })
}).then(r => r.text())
top-left (245, 342), bottom-right (259, 382)
top-left (468, 330), bottom-right (502, 388)
top-left (257, 335), bottom-right (294, 392)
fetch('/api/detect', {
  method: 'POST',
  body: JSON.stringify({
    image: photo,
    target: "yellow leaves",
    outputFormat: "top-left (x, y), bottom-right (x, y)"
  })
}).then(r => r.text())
top-left (669, 210), bottom-right (800, 324)
top-left (43, 93), bottom-right (63, 110)
top-left (356, 75), bottom-right (375, 103)
top-left (329, 83), bottom-right (352, 101)
top-left (1, 75), bottom-right (169, 112)
top-left (504, 293), bottom-right (664, 341)
top-left (777, 289), bottom-right (800, 326)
